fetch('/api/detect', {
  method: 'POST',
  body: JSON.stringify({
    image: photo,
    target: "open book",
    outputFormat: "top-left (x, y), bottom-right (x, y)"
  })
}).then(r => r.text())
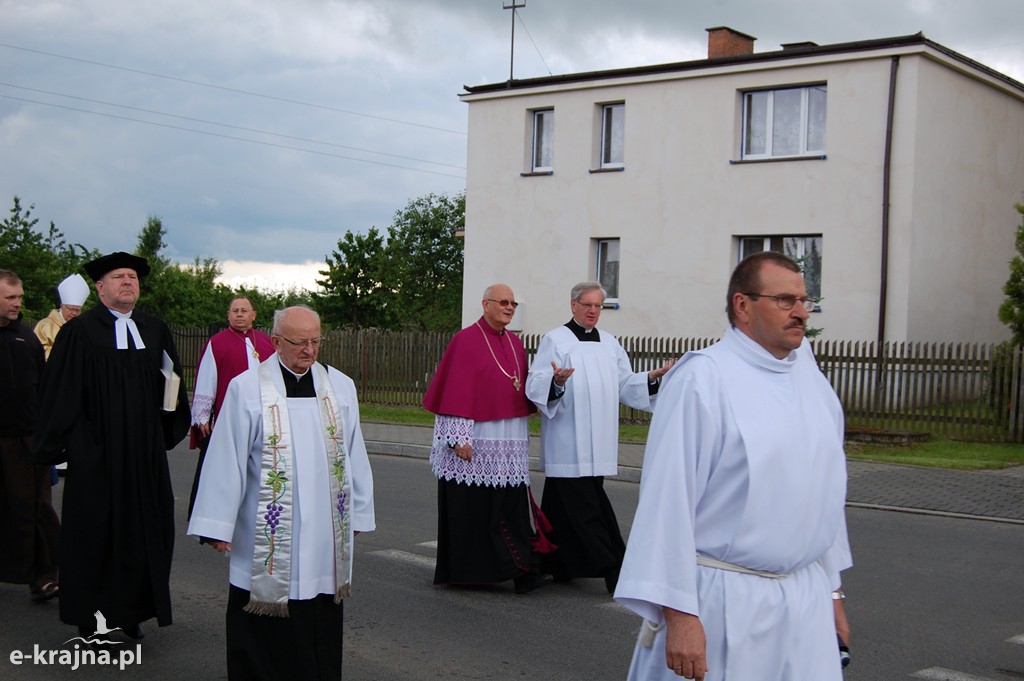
top-left (161, 350), bottom-right (181, 412)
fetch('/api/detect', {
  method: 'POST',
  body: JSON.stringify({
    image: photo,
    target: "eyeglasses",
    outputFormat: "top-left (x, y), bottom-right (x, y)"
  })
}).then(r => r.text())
top-left (743, 292), bottom-right (817, 312)
top-left (277, 336), bottom-right (325, 348)
top-left (573, 302), bottom-right (603, 311)
top-left (486, 298), bottom-right (519, 309)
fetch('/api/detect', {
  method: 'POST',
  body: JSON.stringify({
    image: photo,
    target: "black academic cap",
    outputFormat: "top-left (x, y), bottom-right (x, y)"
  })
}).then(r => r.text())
top-left (83, 252), bottom-right (151, 281)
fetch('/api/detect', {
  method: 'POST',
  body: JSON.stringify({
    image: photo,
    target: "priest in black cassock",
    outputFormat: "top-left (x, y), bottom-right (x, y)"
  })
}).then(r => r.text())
top-left (33, 251), bottom-right (190, 641)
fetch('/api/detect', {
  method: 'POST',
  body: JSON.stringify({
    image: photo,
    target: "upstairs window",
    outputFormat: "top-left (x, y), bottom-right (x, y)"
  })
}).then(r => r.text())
top-left (532, 108), bottom-right (554, 172)
top-left (742, 85), bottom-right (827, 159)
top-left (600, 103), bottom-right (625, 168)
top-left (738, 235), bottom-right (822, 301)
top-left (595, 238), bottom-right (621, 301)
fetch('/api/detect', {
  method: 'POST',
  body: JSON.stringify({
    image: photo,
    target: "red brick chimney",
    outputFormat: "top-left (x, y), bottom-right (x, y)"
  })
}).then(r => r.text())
top-left (706, 26), bottom-right (757, 59)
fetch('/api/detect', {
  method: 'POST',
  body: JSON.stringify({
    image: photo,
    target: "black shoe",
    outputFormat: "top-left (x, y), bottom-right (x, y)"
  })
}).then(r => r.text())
top-left (30, 581), bottom-right (59, 603)
top-left (122, 623), bottom-right (145, 640)
top-left (513, 572), bottom-right (553, 595)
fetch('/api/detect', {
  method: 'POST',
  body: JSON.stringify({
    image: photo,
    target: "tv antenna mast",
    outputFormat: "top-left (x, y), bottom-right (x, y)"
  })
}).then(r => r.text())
top-left (503, 1), bottom-right (526, 82)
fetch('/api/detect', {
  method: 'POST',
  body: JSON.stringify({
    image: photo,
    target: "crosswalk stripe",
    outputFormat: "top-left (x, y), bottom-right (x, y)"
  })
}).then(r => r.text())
top-left (912, 668), bottom-right (997, 681)
top-left (370, 549), bottom-right (435, 570)
top-left (1007, 633), bottom-right (1024, 645)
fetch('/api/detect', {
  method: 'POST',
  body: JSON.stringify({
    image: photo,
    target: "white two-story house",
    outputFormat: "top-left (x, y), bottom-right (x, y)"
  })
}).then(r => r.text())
top-left (458, 27), bottom-right (1024, 343)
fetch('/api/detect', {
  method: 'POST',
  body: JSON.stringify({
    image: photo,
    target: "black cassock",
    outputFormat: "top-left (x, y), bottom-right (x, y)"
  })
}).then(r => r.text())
top-left (33, 305), bottom-right (190, 629)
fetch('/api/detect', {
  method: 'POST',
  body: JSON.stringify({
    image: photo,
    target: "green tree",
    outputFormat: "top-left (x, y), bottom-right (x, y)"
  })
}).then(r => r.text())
top-left (0, 196), bottom-right (98, 321)
top-left (384, 192), bottom-right (465, 331)
top-left (998, 201), bottom-right (1024, 343)
top-left (315, 191), bottom-right (465, 331)
top-left (135, 215), bottom-right (171, 272)
top-left (316, 228), bottom-right (397, 329)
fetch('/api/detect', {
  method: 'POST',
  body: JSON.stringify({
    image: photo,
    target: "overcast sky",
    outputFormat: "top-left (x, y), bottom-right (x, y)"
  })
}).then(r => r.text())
top-left (2, 0), bottom-right (1022, 289)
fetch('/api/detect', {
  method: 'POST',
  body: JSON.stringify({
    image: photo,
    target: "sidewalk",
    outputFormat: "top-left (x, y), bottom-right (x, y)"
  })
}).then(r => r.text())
top-left (362, 422), bottom-right (1024, 525)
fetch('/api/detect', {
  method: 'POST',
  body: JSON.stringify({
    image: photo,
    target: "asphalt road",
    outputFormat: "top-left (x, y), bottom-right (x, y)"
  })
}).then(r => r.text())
top-left (1, 448), bottom-right (1022, 680)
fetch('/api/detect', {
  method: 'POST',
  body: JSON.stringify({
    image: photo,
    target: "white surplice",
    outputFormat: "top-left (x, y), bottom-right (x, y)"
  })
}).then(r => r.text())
top-left (615, 326), bottom-right (851, 681)
top-left (190, 336), bottom-right (262, 426)
top-left (525, 326), bottom-right (654, 477)
top-left (188, 360), bottom-right (375, 601)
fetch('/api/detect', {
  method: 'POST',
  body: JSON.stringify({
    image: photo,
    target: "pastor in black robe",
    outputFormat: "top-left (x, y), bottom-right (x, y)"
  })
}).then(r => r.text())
top-left (33, 305), bottom-right (190, 630)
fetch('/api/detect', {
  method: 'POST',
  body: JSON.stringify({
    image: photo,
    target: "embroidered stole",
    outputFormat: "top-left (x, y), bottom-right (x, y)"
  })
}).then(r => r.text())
top-left (246, 361), bottom-right (353, 617)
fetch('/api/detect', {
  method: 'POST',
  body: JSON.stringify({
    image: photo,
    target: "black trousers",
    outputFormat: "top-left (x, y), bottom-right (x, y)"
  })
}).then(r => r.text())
top-left (0, 435), bottom-right (60, 590)
top-left (540, 476), bottom-right (625, 579)
top-left (226, 585), bottom-right (344, 681)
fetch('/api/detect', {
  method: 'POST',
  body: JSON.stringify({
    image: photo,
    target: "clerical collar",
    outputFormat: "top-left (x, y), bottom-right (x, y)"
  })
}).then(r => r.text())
top-left (565, 318), bottom-right (600, 342)
top-left (278, 358), bottom-right (315, 398)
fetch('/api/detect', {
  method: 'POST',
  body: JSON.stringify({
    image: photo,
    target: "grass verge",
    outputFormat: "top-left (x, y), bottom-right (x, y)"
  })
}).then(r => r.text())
top-left (360, 404), bottom-right (1023, 470)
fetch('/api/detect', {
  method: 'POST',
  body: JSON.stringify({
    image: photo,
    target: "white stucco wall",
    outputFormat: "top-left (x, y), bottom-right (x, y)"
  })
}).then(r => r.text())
top-left (460, 45), bottom-right (1024, 343)
top-left (895, 56), bottom-right (1023, 343)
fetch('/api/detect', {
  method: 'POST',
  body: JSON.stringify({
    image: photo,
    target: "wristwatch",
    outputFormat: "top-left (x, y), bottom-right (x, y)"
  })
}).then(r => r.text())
top-left (831, 589), bottom-right (846, 601)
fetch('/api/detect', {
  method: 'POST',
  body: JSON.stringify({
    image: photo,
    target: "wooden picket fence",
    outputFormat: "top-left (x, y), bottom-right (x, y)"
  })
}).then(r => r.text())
top-left (171, 327), bottom-right (1024, 443)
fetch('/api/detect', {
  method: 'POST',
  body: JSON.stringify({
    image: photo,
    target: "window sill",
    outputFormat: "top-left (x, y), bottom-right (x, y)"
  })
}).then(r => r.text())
top-left (520, 170), bottom-right (554, 177)
top-left (603, 302), bottom-right (620, 310)
top-left (730, 154), bottom-right (827, 165)
top-left (589, 166), bottom-right (625, 174)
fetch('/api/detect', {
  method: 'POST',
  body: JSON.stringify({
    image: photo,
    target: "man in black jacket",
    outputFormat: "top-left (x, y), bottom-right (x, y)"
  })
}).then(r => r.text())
top-left (0, 269), bottom-right (60, 603)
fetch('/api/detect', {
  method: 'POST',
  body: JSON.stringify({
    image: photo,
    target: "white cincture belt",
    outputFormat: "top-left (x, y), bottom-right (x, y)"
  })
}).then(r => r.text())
top-left (637, 557), bottom-right (791, 649)
top-left (696, 555), bottom-right (790, 580)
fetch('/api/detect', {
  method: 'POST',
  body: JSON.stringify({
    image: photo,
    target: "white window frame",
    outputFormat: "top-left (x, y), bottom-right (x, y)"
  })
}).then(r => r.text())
top-left (595, 238), bottom-right (620, 302)
top-left (531, 108), bottom-right (554, 172)
top-left (738, 234), bottom-right (822, 302)
top-left (600, 103), bottom-right (625, 169)
top-left (741, 84), bottom-right (827, 160)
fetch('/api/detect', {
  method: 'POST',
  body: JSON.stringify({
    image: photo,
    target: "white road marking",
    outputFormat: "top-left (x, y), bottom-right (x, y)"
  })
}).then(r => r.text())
top-left (370, 549), bottom-right (435, 570)
top-left (417, 541), bottom-right (438, 549)
top-left (912, 668), bottom-right (997, 681)
top-left (598, 600), bottom-right (637, 616)
top-left (1007, 633), bottom-right (1024, 645)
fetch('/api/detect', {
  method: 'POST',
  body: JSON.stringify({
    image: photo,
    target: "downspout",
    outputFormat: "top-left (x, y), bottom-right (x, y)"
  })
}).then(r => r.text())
top-left (876, 56), bottom-right (899, 386)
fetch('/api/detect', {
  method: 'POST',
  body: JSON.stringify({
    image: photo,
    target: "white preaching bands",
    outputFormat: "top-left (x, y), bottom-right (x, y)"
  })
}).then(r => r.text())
top-left (109, 309), bottom-right (146, 350)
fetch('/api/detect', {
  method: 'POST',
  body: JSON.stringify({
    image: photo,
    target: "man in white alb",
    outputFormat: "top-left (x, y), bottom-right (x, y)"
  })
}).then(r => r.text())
top-left (189, 305), bottom-right (375, 681)
top-left (526, 281), bottom-right (673, 593)
top-left (615, 251), bottom-right (851, 681)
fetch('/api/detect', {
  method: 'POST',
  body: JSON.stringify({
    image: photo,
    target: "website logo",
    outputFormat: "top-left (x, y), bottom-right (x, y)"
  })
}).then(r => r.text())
top-left (7, 611), bottom-right (142, 671)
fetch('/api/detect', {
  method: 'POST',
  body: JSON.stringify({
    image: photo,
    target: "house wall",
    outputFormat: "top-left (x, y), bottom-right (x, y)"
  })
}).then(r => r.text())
top-left (895, 57), bottom-right (1023, 343)
top-left (461, 48), bottom-right (1024, 342)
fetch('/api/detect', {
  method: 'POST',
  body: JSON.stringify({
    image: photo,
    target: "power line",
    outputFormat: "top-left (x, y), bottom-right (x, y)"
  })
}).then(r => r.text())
top-left (0, 42), bottom-right (467, 136)
top-left (0, 81), bottom-right (465, 170)
top-left (0, 94), bottom-right (466, 180)
top-left (516, 10), bottom-right (553, 76)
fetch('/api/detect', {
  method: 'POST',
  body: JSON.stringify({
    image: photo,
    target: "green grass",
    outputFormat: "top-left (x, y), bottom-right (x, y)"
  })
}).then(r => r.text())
top-left (845, 438), bottom-right (1024, 470)
top-left (359, 404), bottom-right (1024, 470)
top-left (360, 404), bottom-right (434, 426)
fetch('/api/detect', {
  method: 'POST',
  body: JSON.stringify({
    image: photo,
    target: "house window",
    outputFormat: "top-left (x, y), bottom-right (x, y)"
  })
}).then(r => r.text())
top-left (742, 85), bottom-right (826, 159)
top-left (595, 238), bottom-right (620, 301)
top-left (532, 108), bottom-right (554, 172)
top-left (738, 235), bottom-right (822, 300)
top-left (600, 103), bottom-right (625, 168)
